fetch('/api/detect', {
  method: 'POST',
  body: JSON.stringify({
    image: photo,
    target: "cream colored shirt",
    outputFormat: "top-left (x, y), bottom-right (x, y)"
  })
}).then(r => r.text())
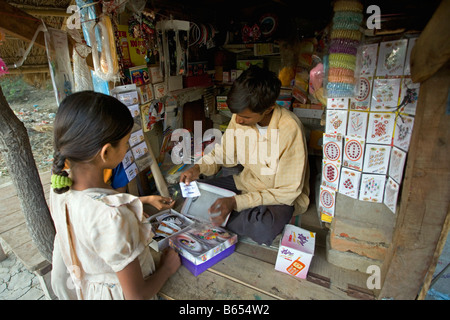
top-left (50, 188), bottom-right (155, 300)
top-left (197, 105), bottom-right (310, 215)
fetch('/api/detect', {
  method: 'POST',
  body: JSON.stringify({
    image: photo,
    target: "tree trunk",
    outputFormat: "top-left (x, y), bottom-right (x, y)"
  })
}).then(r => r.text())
top-left (0, 84), bottom-right (55, 262)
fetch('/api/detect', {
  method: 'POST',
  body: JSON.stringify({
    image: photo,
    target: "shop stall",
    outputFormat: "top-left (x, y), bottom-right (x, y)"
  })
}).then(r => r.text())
top-left (0, 0), bottom-right (448, 300)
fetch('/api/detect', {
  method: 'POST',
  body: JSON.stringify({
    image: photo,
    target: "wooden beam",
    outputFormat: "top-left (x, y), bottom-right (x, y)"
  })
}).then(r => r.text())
top-left (379, 61), bottom-right (450, 300)
top-left (7, 65), bottom-right (49, 74)
top-left (410, 0), bottom-right (450, 83)
top-left (0, 0), bottom-right (46, 48)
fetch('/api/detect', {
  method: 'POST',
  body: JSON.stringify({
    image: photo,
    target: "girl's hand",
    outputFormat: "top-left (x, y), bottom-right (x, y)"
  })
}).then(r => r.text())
top-left (141, 195), bottom-right (175, 211)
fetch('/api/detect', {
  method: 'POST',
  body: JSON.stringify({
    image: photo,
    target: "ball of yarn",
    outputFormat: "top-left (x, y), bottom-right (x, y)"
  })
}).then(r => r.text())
top-left (333, 0), bottom-right (363, 13)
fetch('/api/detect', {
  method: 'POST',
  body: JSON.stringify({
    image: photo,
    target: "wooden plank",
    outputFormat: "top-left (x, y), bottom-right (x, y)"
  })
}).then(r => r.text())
top-left (0, 209), bottom-right (26, 234)
top-left (12, 240), bottom-right (50, 272)
top-left (379, 61), bottom-right (450, 299)
top-left (151, 251), bottom-right (276, 300)
top-left (0, 222), bottom-right (32, 250)
top-left (0, 171), bottom-right (51, 201)
top-left (410, 0), bottom-right (450, 83)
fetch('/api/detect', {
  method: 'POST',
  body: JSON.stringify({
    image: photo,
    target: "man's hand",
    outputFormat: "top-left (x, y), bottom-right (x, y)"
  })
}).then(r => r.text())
top-left (208, 197), bottom-right (236, 226)
top-left (179, 164), bottom-right (200, 185)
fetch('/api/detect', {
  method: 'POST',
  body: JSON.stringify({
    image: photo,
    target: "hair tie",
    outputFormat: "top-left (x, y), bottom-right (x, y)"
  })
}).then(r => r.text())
top-left (51, 174), bottom-right (73, 189)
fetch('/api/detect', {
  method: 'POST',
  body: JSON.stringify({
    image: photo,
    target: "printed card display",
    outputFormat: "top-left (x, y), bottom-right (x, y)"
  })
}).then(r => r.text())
top-left (384, 177), bottom-right (400, 214)
top-left (393, 114), bottom-right (414, 151)
top-left (319, 185), bottom-right (336, 223)
top-left (327, 98), bottom-right (349, 110)
top-left (399, 78), bottom-right (420, 115)
top-left (366, 112), bottom-right (395, 145)
top-left (326, 109), bottom-right (348, 135)
top-left (129, 129), bottom-right (145, 147)
top-left (376, 39), bottom-right (408, 77)
top-left (323, 133), bottom-right (343, 163)
top-left (363, 144), bottom-right (391, 175)
top-left (388, 146), bottom-right (407, 184)
top-left (122, 150), bottom-right (134, 169)
top-left (342, 137), bottom-right (365, 171)
top-left (124, 162), bottom-right (139, 181)
top-left (322, 159), bottom-right (341, 191)
top-left (371, 78), bottom-right (401, 112)
top-left (350, 76), bottom-right (373, 111)
top-left (347, 110), bottom-right (368, 138)
top-left (338, 168), bottom-right (361, 199)
top-left (127, 104), bottom-right (140, 118)
top-left (131, 141), bottom-right (148, 160)
top-left (359, 43), bottom-right (379, 77)
top-left (359, 173), bottom-right (386, 203)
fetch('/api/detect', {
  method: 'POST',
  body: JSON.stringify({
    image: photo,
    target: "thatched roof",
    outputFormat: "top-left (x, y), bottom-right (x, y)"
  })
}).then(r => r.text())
top-left (0, 0), bottom-right (73, 78)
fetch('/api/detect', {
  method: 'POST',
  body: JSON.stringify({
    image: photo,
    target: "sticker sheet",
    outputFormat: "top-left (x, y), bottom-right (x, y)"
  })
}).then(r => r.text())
top-left (403, 37), bottom-right (418, 76)
top-left (376, 39), bottom-right (408, 77)
top-left (388, 146), bottom-right (407, 184)
top-left (399, 78), bottom-right (420, 116)
top-left (370, 78), bottom-right (401, 112)
top-left (359, 43), bottom-right (379, 77)
top-left (347, 110), bottom-right (368, 138)
top-left (366, 112), bottom-right (395, 145)
top-left (327, 98), bottom-right (349, 110)
top-left (319, 185), bottom-right (336, 222)
top-left (338, 168), bottom-right (362, 199)
top-left (326, 109), bottom-right (348, 135)
top-left (384, 177), bottom-right (400, 214)
top-left (342, 137), bottom-right (365, 171)
top-left (359, 173), bottom-right (386, 203)
top-left (323, 133), bottom-right (343, 163)
top-left (350, 76), bottom-right (373, 111)
top-left (393, 114), bottom-right (414, 151)
top-left (363, 144), bottom-right (391, 175)
top-left (322, 159), bottom-right (341, 191)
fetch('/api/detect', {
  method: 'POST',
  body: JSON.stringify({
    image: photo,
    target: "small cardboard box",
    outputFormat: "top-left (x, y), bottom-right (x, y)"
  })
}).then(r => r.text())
top-left (275, 225), bottom-right (315, 279)
top-left (148, 182), bottom-right (236, 252)
top-left (169, 223), bottom-right (237, 276)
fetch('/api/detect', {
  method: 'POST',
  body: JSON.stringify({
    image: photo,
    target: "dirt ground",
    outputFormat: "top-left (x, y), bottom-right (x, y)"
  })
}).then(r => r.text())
top-left (0, 87), bottom-right (58, 186)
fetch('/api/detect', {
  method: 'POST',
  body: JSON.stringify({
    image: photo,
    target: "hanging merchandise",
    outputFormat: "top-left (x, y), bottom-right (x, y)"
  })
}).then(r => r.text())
top-left (89, 15), bottom-right (120, 82)
top-left (68, 28), bottom-right (93, 92)
top-left (44, 27), bottom-right (74, 105)
top-left (326, 0), bottom-right (363, 98)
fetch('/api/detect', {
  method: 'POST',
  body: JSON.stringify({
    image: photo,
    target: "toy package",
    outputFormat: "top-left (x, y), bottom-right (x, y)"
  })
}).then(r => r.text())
top-left (169, 223), bottom-right (238, 276)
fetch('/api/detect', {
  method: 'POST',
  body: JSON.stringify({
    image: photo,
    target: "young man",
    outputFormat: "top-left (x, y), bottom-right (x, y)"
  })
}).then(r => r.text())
top-left (180, 66), bottom-right (310, 245)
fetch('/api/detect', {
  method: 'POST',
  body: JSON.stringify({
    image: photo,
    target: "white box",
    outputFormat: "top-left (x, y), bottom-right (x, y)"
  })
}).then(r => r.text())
top-left (148, 182), bottom-right (236, 251)
top-left (275, 224), bottom-right (315, 279)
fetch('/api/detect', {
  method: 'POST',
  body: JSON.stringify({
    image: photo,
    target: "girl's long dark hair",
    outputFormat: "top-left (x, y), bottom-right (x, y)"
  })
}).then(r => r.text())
top-left (52, 91), bottom-right (134, 193)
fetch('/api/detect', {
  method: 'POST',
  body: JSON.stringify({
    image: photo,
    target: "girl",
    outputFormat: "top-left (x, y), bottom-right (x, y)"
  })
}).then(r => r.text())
top-left (49, 91), bottom-right (180, 300)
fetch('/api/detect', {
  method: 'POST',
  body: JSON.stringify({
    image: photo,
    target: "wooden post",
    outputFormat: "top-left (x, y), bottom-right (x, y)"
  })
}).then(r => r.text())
top-left (379, 1), bottom-right (450, 300)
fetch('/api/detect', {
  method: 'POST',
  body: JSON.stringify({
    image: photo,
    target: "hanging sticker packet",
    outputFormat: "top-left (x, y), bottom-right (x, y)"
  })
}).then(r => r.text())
top-left (399, 78), bottom-right (420, 116)
top-left (338, 168), bottom-right (362, 199)
top-left (326, 109), bottom-right (348, 135)
top-left (319, 185), bottom-right (336, 223)
top-left (362, 144), bottom-right (391, 175)
top-left (376, 39), bottom-right (408, 77)
top-left (388, 146), bottom-right (407, 184)
top-left (370, 78), bottom-right (401, 112)
top-left (322, 133), bottom-right (343, 163)
top-left (327, 98), bottom-right (349, 110)
top-left (384, 177), bottom-right (400, 214)
top-left (366, 112), bottom-right (395, 145)
top-left (342, 136), bottom-right (365, 171)
top-left (350, 76), bottom-right (373, 111)
top-left (393, 114), bottom-right (414, 151)
top-left (321, 159), bottom-right (341, 191)
top-left (359, 173), bottom-right (386, 203)
top-left (359, 43), bottom-right (379, 77)
top-left (347, 110), bottom-right (368, 138)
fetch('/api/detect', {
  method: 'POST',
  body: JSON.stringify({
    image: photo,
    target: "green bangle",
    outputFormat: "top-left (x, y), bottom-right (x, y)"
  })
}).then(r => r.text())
top-left (51, 174), bottom-right (73, 189)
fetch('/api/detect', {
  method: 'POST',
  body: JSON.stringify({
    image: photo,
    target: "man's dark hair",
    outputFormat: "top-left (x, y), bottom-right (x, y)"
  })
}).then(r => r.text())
top-left (226, 65), bottom-right (281, 114)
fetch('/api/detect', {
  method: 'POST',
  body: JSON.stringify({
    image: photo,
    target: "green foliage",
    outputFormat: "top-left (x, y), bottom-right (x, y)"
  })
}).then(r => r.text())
top-left (0, 75), bottom-right (34, 103)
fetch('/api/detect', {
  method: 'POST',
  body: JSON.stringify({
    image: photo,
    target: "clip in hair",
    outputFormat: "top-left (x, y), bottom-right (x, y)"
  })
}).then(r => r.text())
top-left (51, 174), bottom-right (73, 189)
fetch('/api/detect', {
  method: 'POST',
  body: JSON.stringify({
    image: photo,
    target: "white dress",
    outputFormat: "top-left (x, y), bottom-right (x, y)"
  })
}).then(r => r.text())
top-left (49, 188), bottom-right (155, 300)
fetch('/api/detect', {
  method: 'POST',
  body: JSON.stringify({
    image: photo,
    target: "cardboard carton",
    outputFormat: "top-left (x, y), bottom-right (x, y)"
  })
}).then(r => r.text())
top-left (275, 225), bottom-right (315, 279)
